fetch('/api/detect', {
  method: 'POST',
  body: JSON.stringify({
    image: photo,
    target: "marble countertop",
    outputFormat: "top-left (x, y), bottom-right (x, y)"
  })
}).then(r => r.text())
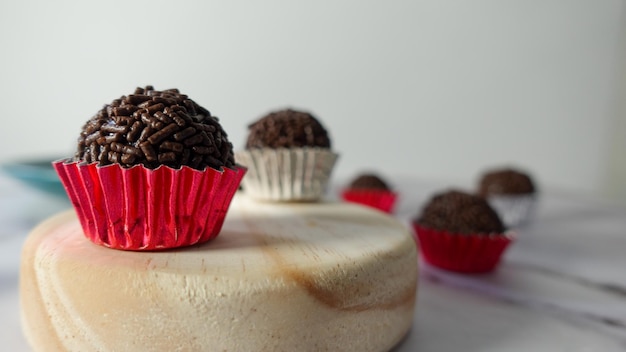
top-left (2, 172), bottom-right (626, 351)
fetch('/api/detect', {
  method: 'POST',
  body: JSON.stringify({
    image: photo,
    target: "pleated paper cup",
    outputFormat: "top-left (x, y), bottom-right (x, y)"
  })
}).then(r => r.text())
top-left (53, 159), bottom-right (246, 251)
top-left (486, 194), bottom-right (536, 228)
top-left (235, 148), bottom-right (338, 202)
top-left (340, 189), bottom-right (398, 214)
top-left (412, 223), bottom-right (515, 273)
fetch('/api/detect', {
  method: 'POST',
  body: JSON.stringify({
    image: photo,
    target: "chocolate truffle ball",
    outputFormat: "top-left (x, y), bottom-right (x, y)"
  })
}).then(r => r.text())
top-left (245, 109), bottom-right (331, 149)
top-left (74, 86), bottom-right (235, 171)
top-left (478, 168), bottom-right (536, 196)
top-left (416, 190), bottom-right (505, 234)
top-left (348, 173), bottom-right (390, 191)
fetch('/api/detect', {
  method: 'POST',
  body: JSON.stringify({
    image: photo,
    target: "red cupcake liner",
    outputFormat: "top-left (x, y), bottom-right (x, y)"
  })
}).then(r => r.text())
top-left (53, 159), bottom-right (246, 251)
top-left (340, 189), bottom-right (398, 213)
top-left (411, 223), bottom-right (514, 273)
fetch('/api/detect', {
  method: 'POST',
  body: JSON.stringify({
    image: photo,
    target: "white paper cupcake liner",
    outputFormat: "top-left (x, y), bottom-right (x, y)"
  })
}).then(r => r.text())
top-left (235, 148), bottom-right (339, 201)
top-left (486, 194), bottom-right (537, 228)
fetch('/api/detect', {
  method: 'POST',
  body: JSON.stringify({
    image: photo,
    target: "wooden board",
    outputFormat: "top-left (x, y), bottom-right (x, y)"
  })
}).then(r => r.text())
top-left (21, 195), bottom-right (418, 352)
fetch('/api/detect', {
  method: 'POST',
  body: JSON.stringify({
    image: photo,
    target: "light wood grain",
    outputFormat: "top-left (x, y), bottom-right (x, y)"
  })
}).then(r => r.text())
top-left (21, 195), bottom-right (418, 352)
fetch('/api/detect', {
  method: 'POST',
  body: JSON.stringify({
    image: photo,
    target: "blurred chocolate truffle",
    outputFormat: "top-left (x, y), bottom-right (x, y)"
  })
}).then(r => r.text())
top-left (412, 189), bottom-right (513, 273)
top-left (348, 173), bottom-right (390, 191)
top-left (74, 86), bottom-right (235, 171)
top-left (478, 168), bottom-right (536, 196)
top-left (416, 190), bottom-right (505, 234)
top-left (477, 167), bottom-right (538, 227)
top-left (245, 109), bottom-right (331, 149)
top-left (342, 172), bottom-right (397, 213)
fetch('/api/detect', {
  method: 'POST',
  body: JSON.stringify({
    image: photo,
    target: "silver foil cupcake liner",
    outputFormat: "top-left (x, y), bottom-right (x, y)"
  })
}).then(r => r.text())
top-left (235, 148), bottom-right (339, 201)
top-left (486, 194), bottom-right (537, 228)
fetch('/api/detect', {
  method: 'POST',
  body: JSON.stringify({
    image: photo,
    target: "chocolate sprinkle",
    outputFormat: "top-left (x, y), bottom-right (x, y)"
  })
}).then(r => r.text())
top-left (245, 109), bottom-right (331, 149)
top-left (348, 173), bottom-right (390, 190)
top-left (416, 190), bottom-right (505, 234)
top-left (74, 86), bottom-right (235, 170)
top-left (478, 168), bottom-right (536, 196)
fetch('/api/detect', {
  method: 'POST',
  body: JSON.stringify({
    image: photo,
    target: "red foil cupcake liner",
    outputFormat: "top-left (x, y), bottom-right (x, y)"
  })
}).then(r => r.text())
top-left (340, 189), bottom-right (398, 213)
top-left (53, 159), bottom-right (246, 251)
top-left (412, 223), bottom-right (514, 273)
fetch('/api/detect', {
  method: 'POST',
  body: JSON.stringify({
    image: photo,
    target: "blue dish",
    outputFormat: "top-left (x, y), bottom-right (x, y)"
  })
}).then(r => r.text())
top-left (1, 157), bottom-right (68, 198)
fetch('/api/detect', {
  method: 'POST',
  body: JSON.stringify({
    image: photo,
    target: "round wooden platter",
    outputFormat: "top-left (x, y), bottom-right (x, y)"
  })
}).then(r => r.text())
top-left (21, 195), bottom-right (418, 352)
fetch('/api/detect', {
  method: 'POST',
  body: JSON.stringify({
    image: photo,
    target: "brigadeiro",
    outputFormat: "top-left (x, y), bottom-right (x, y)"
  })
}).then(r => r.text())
top-left (477, 167), bottom-right (538, 227)
top-left (53, 86), bottom-right (246, 250)
top-left (412, 189), bottom-right (514, 273)
top-left (341, 173), bottom-right (398, 213)
top-left (235, 108), bottom-right (338, 201)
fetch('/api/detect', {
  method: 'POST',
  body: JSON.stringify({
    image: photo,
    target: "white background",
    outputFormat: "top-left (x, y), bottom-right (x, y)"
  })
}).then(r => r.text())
top-left (1, 0), bottom-right (624, 200)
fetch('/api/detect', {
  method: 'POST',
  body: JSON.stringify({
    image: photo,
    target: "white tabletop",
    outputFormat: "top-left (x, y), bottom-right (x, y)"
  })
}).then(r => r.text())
top-left (2, 172), bottom-right (626, 351)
